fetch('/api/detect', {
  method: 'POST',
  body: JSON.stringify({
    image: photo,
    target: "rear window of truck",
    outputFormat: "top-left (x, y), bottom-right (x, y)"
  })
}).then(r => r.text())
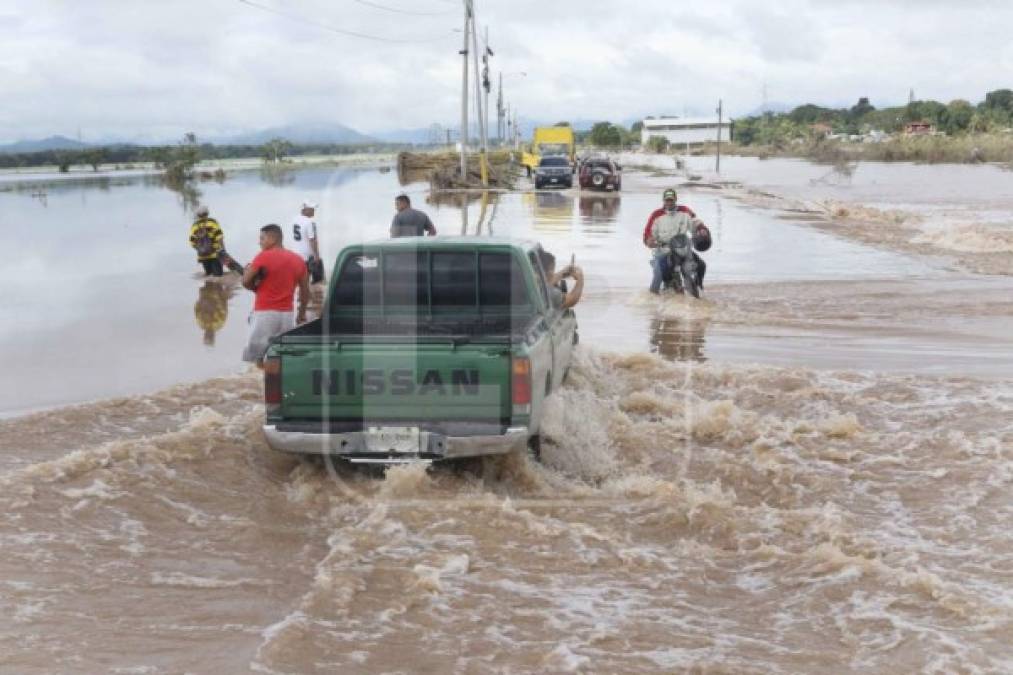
top-left (332, 250), bottom-right (533, 312)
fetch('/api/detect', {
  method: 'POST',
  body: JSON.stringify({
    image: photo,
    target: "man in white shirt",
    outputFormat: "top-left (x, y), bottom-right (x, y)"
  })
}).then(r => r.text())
top-left (291, 200), bottom-right (324, 283)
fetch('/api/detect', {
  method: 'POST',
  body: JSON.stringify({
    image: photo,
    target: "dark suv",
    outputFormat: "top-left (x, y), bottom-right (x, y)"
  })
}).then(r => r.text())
top-left (534, 156), bottom-right (573, 189)
top-left (579, 157), bottom-right (621, 191)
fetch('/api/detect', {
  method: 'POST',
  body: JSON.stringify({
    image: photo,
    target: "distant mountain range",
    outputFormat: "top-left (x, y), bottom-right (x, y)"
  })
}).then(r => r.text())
top-left (0, 123), bottom-right (383, 154)
top-left (0, 111), bottom-right (797, 154)
top-left (210, 123), bottom-right (376, 146)
top-left (0, 135), bottom-right (91, 154)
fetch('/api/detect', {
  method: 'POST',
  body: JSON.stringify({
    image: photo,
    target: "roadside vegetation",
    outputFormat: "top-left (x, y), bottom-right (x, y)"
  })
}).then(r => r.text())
top-left (550, 121), bottom-right (642, 152)
top-left (729, 88), bottom-right (1013, 163)
top-left (0, 137), bottom-right (412, 173)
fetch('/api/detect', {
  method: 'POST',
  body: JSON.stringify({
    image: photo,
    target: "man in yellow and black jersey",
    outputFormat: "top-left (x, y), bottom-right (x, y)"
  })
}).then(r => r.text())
top-left (189, 205), bottom-right (244, 276)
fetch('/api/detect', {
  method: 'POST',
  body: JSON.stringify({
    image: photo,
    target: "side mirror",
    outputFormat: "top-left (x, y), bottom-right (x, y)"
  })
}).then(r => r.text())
top-left (547, 279), bottom-right (568, 310)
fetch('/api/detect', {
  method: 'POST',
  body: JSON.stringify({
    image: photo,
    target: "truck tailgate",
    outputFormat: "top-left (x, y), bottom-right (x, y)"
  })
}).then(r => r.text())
top-left (276, 342), bottom-right (511, 422)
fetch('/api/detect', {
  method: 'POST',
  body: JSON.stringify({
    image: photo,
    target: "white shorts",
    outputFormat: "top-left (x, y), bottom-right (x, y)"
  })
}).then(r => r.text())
top-left (242, 310), bottom-right (295, 362)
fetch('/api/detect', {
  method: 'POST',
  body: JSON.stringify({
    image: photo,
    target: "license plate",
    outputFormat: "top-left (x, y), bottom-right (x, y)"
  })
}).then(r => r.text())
top-left (550, 178), bottom-right (558, 183)
top-left (365, 426), bottom-right (420, 453)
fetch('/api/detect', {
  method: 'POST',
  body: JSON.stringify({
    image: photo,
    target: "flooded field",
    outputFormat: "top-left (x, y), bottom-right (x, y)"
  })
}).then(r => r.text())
top-left (1, 157), bottom-right (1011, 673)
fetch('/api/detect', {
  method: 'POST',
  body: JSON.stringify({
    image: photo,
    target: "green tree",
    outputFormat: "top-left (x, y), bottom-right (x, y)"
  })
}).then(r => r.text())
top-left (262, 137), bottom-right (293, 163)
top-left (164, 132), bottom-right (200, 184)
top-left (849, 97), bottom-right (875, 120)
top-left (82, 147), bottom-right (108, 171)
top-left (54, 151), bottom-right (73, 173)
top-left (646, 136), bottom-right (670, 153)
top-left (731, 117), bottom-right (759, 145)
top-left (905, 100), bottom-right (947, 125)
top-left (982, 88), bottom-right (1013, 113)
top-left (588, 121), bottom-right (622, 147)
top-left (788, 104), bottom-right (835, 125)
top-left (940, 99), bottom-right (974, 134)
top-left (145, 146), bottom-right (171, 168)
top-left (553, 121), bottom-right (571, 127)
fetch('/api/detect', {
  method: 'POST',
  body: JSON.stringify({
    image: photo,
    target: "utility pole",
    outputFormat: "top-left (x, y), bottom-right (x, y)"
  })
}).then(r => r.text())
top-left (482, 27), bottom-right (493, 153)
top-left (497, 72), bottom-right (504, 143)
top-left (468, 1), bottom-right (488, 186)
top-left (715, 98), bottom-right (723, 174)
top-left (459, 0), bottom-right (470, 179)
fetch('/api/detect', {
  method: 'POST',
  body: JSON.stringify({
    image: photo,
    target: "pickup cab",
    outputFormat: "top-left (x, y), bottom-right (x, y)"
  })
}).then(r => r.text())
top-left (261, 237), bottom-right (578, 465)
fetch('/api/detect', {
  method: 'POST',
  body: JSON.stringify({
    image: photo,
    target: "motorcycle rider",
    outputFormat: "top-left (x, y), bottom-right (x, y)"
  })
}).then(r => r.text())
top-left (642, 188), bottom-right (708, 294)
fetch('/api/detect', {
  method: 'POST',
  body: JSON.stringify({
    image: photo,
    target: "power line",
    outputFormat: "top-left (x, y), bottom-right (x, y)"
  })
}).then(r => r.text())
top-left (237, 0), bottom-right (454, 43)
top-left (350, 0), bottom-right (455, 16)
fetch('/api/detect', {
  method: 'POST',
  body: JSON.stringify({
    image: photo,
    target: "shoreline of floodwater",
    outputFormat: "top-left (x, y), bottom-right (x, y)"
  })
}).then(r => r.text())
top-left (0, 152), bottom-right (398, 187)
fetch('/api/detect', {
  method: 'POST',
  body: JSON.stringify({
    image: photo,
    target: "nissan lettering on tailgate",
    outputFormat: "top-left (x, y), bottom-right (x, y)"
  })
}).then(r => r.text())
top-left (312, 369), bottom-right (481, 396)
top-left (261, 237), bottom-right (579, 464)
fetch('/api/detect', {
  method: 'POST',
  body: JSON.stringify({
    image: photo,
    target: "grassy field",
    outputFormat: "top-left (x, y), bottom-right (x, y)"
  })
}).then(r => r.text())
top-left (715, 133), bottom-right (1013, 165)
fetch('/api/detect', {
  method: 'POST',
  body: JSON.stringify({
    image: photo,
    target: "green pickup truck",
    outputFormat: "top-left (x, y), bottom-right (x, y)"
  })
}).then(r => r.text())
top-left (261, 237), bottom-right (578, 464)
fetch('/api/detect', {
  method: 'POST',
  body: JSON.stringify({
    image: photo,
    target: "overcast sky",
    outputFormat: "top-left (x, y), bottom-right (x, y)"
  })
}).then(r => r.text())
top-left (1, 0), bottom-right (1011, 143)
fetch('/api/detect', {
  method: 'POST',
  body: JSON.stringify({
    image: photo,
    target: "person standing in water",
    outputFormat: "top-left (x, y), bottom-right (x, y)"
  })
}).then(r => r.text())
top-left (241, 224), bottom-right (309, 365)
top-left (290, 200), bottom-right (325, 283)
top-left (189, 205), bottom-right (244, 277)
top-left (390, 193), bottom-right (437, 238)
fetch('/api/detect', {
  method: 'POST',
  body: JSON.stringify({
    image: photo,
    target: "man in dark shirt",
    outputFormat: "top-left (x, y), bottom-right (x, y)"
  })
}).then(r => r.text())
top-left (390, 194), bottom-right (437, 238)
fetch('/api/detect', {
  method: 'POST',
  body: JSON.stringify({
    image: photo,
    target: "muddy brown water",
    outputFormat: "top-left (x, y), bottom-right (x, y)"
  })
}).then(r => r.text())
top-left (1, 158), bottom-right (1011, 673)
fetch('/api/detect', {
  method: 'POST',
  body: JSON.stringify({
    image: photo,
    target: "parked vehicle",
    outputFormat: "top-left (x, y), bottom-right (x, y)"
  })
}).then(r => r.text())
top-left (261, 237), bottom-right (579, 465)
top-left (521, 126), bottom-right (576, 176)
top-left (578, 157), bottom-right (622, 191)
top-left (534, 156), bottom-right (573, 189)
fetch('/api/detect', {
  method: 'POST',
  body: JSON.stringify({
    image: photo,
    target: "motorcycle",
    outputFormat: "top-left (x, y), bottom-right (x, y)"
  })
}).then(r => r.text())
top-left (662, 233), bottom-right (700, 298)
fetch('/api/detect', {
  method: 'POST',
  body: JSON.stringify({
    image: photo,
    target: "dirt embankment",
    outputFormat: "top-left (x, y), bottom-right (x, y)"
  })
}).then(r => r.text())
top-left (397, 151), bottom-right (518, 190)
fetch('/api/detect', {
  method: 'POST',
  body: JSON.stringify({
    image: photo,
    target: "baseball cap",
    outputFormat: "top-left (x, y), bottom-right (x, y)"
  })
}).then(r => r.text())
top-left (663, 189), bottom-right (677, 200)
top-left (302, 200), bottom-right (318, 210)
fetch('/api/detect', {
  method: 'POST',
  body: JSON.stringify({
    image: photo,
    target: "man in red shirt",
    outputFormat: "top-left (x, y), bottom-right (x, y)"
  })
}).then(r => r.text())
top-left (241, 224), bottom-right (310, 364)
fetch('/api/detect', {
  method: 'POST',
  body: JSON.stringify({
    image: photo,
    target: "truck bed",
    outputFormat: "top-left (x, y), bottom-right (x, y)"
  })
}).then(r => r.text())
top-left (275, 315), bottom-right (537, 343)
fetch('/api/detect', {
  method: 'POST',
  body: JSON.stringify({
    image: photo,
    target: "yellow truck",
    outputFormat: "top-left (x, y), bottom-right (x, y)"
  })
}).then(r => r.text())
top-left (521, 126), bottom-right (576, 177)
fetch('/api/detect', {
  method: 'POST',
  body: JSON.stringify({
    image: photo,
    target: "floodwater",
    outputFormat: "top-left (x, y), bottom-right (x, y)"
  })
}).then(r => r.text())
top-left (1, 157), bottom-right (1011, 673)
top-left (3, 159), bottom-right (1010, 415)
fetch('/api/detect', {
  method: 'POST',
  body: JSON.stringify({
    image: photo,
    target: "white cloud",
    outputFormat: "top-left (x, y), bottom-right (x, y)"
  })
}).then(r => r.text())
top-left (0, 0), bottom-right (1010, 142)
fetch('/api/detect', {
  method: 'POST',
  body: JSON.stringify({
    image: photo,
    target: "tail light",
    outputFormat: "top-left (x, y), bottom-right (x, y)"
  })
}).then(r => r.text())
top-left (512, 357), bottom-right (532, 412)
top-left (264, 356), bottom-right (282, 408)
